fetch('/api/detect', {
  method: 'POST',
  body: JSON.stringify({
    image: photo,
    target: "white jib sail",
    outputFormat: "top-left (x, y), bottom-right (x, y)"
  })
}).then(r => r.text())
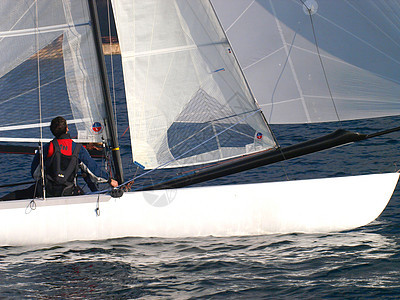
top-left (212, 0), bottom-right (400, 124)
top-left (0, 0), bottom-right (109, 143)
top-left (112, 0), bottom-right (276, 169)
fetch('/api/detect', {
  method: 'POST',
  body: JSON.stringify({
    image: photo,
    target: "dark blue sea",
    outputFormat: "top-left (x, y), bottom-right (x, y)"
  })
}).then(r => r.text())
top-left (1, 55), bottom-right (400, 299)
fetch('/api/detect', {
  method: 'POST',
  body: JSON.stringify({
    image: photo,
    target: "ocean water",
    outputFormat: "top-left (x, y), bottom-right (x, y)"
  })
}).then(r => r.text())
top-left (0, 55), bottom-right (400, 298)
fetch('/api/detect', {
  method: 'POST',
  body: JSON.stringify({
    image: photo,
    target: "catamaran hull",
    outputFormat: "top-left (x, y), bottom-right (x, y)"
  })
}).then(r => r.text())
top-left (0, 172), bottom-right (398, 246)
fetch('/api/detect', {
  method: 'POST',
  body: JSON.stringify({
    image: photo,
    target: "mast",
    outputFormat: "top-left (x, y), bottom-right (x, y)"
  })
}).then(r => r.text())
top-left (88, 0), bottom-right (124, 183)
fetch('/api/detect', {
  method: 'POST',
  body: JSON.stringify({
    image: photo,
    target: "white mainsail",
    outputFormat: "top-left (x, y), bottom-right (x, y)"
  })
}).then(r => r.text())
top-left (112, 0), bottom-right (276, 169)
top-left (0, 0), bottom-right (109, 143)
top-left (211, 0), bottom-right (400, 124)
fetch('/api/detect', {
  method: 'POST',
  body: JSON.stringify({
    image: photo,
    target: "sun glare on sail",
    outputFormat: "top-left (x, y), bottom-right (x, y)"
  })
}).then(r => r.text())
top-left (303, 0), bottom-right (318, 15)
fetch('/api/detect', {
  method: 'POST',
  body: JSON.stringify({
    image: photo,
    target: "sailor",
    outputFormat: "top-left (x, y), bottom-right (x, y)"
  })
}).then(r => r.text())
top-left (1, 116), bottom-right (118, 200)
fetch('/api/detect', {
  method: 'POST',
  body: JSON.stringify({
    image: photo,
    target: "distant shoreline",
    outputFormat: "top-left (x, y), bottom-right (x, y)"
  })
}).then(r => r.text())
top-left (102, 42), bottom-right (121, 55)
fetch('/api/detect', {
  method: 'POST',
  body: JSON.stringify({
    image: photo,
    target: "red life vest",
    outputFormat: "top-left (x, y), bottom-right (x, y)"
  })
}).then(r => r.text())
top-left (47, 139), bottom-right (73, 157)
top-left (45, 139), bottom-right (82, 197)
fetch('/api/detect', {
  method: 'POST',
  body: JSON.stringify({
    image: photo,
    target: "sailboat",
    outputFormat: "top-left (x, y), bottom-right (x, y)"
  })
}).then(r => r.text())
top-left (0, 0), bottom-right (399, 246)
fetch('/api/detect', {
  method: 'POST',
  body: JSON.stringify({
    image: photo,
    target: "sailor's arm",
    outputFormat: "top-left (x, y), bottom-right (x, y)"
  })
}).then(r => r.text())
top-left (78, 146), bottom-right (118, 187)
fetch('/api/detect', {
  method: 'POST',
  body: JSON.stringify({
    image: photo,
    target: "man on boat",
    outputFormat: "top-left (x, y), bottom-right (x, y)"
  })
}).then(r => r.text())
top-left (1, 116), bottom-right (118, 200)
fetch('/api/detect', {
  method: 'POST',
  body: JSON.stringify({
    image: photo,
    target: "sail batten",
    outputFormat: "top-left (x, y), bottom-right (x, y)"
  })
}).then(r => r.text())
top-left (0, 22), bottom-right (89, 38)
top-left (0, 118), bottom-right (88, 132)
top-left (0, 137), bottom-right (95, 143)
top-left (121, 43), bottom-right (232, 59)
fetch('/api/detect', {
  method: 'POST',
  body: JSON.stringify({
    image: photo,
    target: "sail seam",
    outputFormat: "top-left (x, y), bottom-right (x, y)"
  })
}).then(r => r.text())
top-left (289, 43), bottom-right (400, 85)
top-left (225, 0), bottom-right (255, 32)
top-left (122, 42), bottom-right (230, 59)
top-left (260, 95), bottom-right (400, 104)
top-left (270, 0), bottom-right (311, 123)
top-left (0, 75), bottom-right (65, 106)
top-left (303, 95), bottom-right (400, 103)
top-left (287, 44), bottom-right (351, 66)
top-left (316, 6), bottom-right (400, 66)
top-left (259, 98), bottom-right (303, 107)
top-left (243, 46), bottom-right (284, 71)
top-left (346, 1), bottom-right (400, 50)
top-left (369, 1), bottom-right (400, 33)
top-left (0, 22), bottom-right (90, 38)
top-left (0, 0), bottom-right (35, 43)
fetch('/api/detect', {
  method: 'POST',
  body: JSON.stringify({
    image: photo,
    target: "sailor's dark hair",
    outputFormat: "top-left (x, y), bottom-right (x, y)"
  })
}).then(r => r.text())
top-left (50, 116), bottom-right (67, 138)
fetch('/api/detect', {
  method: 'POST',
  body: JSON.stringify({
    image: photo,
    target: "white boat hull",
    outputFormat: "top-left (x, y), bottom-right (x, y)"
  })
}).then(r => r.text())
top-left (0, 172), bottom-right (398, 246)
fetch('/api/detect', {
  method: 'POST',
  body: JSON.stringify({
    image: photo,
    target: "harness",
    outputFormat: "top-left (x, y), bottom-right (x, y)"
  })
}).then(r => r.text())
top-left (45, 139), bottom-right (82, 197)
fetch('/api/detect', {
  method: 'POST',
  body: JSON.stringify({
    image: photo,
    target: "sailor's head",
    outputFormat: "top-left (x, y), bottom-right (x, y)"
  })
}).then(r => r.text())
top-left (50, 116), bottom-right (68, 138)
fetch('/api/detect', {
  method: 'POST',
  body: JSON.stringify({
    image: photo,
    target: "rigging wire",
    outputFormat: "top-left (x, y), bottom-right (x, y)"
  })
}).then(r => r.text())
top-left (270, 0), bottom-right (343, 181)
top-left (299, 0), bottom-right (342, 125)
top-left (121, 126), bottom-right (129, 138)
top-left (35, 0), bottom-right (46, 200)
top-left (265, 30), bottom-right (296, 181)
top-left (267, 0), bottom-right (344, 181)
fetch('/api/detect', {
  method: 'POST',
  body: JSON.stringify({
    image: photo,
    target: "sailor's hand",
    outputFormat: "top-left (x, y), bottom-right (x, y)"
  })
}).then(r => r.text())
top-left (85, 143), bottom-right (103, 151)
top-left (110, 179), bottom-right (118, 187)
